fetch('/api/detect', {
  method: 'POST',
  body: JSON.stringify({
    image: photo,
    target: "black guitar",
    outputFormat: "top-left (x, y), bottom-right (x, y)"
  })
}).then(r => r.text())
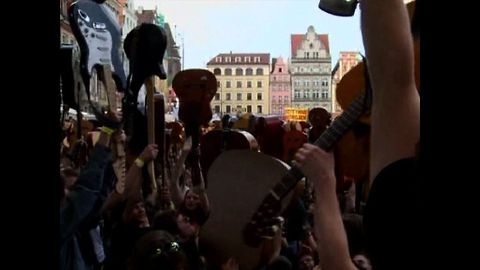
top-left (68, 0), bottom-right (126, 128)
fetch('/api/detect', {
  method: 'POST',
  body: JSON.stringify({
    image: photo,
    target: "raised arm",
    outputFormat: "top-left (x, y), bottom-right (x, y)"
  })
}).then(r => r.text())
top-left (295, 143), bottom-right (357, 270)
top-left (360, 0), bottom-right (420, 181)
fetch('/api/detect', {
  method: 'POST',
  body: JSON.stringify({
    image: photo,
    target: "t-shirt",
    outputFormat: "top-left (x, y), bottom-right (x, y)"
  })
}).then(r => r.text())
top-left (363, 157), bottom-right (422, 269)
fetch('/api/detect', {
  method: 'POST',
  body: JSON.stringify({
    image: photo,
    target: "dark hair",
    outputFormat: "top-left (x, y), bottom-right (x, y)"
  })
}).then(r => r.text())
top-left (267, 256), bottom-right (292, 270)
top-left (128, 230), bottom-right (188, 270)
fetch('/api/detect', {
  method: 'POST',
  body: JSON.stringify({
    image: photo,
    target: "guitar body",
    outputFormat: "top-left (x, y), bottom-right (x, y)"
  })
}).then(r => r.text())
top-left (282, 129), bottom-right (307, 163)
top-left (253, 116), bottom-right (285, 160)
top-left (68, 0), bottom-right (126, 92)
top-left (201, 150), bottom-right (290, 270)
top-left (200, 129), bottom-right (259, 180)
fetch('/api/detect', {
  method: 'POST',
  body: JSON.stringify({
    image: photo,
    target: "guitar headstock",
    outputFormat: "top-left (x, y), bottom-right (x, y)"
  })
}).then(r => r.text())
top-left (123, 23), bottom-right (168, 97)
top-left (173, 69), bottom-right (218, 126)
top-left (68, 0), bottom-right (126, 92)
top-left (243, 194), bottom-right (282, 247)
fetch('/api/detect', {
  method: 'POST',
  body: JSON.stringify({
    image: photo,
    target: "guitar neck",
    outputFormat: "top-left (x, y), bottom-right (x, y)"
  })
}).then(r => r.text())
top-left (273, 91), bottom-right (367, 200)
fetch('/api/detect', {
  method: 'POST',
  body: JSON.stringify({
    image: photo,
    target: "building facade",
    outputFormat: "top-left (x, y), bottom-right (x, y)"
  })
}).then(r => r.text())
top-left (290, 26), bottom-right (332, 112)
top-left (207, 53), bottom-right (271, 116)
top-left (118, 0), bottom-right (138, 77)
top-left (331, 51), bottom-right (362, 116)
top-left (269, 56), bottom-right (291, 117)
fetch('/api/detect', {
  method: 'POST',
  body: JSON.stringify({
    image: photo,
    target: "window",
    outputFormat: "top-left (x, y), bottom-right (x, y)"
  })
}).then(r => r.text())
top-left (247, 81), bottom-right (252, 88)
top-left (217, 81), bottom-right (221, 88)
top-left (244, 56), bottom-right (251, 62)
top-left (213, 68), bottom-right (221, 75)
top-left (214, 105), bottom-right (220, 113)
top-left (257, 81), bottom-right (262, 88)
top-left (322, 79), bottom-right (329, 86)
top-left (215, 93), bottom-right (220, 100)
top-left (257, 93), bottom-right (262, 100)
top-left (247, 105), bottom-right (252, 113)
top-left (273, 76), bottom-right (276, 81)
top-left (279, 68), bottom-right (283, 72)
top-left (237, 93), bottom-right (242, 100)
top-left (257, 105), bottom-right (262, 113)
top-left (235, 57), bottom-right (241, 62)
top-left (294, 90), bottom-right (300, 98)
top-left (225, 69), bottom-right (232, 75)
top-left (254, 56), bottom-right (261, 62)
top-left (247, 93), bottom-right (252, 100)
top-left (303, 91), bottom-right (309, 98)
top-left (321, 89), bottom-right (329, 99)
top-left (215, 57), bottom-right (222, 63)
top-left (306, 52), bottom-right (310, 59)
top-left (246, 68), bottom-right (253, 75)
top-left (284, 96), bottom-right (289, 102)
top-left (226, 93), bottom-right (231, 100)
top-left (226, 105), bottom-right (231, 113)
top-left (235, 68), bottom-right (243, 76)
top-left (236, 81), bottom-right (242, 88)
top-left (256, 68), bottom-right (263, 75)
top-left (313, 91), bottom-right (319, 99)
top-left (294, 80), bottom-right (300, 86)
top-left (226, 57), bottom-right (231, 62)
top-left (226, 81), bottom-right (231, 88)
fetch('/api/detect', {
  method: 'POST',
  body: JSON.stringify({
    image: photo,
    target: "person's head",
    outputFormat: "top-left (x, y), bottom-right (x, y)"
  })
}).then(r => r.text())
top-left (128, 230), bottom-right (188, 270)
top-left (183, 189), bottom-right (200, 210)
top-left (352, 253), bottom-right (372, 270)
top-left (152, 209), bottom-right (180, 236)
top-left (175, 212), bottom-right (199, 239)
top-left (267, 256), bottom-right (292, 270)
top-left (123, 199), bottom-right (150, 228)
top-left (298, 246), bottom-right (317, 270)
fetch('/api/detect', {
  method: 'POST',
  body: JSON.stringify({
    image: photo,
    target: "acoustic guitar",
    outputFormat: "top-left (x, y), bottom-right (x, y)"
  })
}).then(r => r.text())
top-left (173, 69), bottom-right (217, 187)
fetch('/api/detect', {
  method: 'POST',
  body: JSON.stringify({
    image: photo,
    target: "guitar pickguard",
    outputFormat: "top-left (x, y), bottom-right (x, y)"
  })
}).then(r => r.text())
top-left (76, 10), bottom-right (113, 75)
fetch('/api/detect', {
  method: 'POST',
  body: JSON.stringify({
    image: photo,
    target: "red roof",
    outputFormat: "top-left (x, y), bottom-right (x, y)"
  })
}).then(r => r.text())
top-left (291, 34), bottom-right (330, 56)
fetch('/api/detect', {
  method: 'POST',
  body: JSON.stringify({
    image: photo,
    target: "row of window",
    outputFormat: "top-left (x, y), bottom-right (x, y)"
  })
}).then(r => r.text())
top-left (215, 56), bottom-right (262, 63)
top-left (213, 68), bottom-right (264, 76)
top-left (271, 96), bottom-right (290, 102)
top-left (294, 80), bottom-right (329, 86)
top-left (303, 52), bottom-right (320, 59)
top-left (214, 105), bottom-right (263, 114)
top-left (291, 66), bottom-right (330, 73)
top-left (215, 93), bottom-right (263, 101)
top-left (293, 91), bottom-right (329, 99)
top-left (219, 81), bottom-right (263, 88)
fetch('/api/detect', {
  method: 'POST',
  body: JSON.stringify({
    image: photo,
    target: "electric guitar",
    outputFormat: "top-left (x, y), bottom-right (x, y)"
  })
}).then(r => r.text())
top-left (69, 0), bottom-right (127, 192)
top-left (68, 0), bottom-right (126, 128)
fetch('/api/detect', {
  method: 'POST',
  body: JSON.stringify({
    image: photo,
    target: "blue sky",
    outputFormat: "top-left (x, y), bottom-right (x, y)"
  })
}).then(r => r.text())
top-left (135, 0), bottom-right (365, 69)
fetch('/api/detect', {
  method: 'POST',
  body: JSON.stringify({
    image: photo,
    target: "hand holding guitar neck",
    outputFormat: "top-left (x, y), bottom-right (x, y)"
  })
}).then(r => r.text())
top-left (123, 23), bottom-right (168, 194)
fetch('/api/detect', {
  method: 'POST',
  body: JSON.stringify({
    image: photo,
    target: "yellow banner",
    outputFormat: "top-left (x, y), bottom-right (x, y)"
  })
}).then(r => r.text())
top-left (284, 107), bottom-right (308, 121)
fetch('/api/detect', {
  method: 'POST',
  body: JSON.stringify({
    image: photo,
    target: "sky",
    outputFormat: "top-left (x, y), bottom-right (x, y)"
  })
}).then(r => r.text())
top-left (134, 0), bottom-right (365, 69)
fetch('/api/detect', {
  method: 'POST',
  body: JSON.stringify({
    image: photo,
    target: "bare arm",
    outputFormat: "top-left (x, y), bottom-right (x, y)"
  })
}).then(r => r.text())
top-left (170, 137), bottom-right (192, 207)
top-left (295, 144), bottom-right (356, 270)
top-left (361, 0), bottom-right (420, 181)
top-left (123, 144), bottom-right (159, 204)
